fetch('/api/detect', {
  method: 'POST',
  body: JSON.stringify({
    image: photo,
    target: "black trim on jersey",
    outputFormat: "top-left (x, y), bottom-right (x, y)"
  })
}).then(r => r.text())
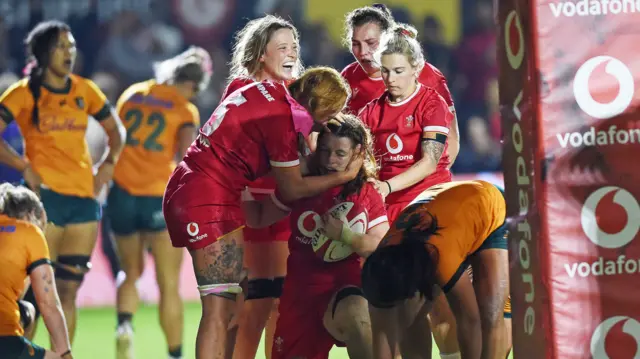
top-left (27, 258), bottom-right (52, 275)
top-left (42, 78), bottom-right (71, 94)
top-left (442, 262), bottom-right (470, 293)
top-left (93, 102), bottom-right (112, 122)
top-left (0, 104), bottom-right (15, 124)
top-left (422, 133), bottom-right (447, 144)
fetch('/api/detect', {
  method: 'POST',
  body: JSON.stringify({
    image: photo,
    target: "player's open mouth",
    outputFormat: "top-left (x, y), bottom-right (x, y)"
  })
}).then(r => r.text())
top-left (63, 59), bottom-right (73, 67)
top-left (282, 62), bottom-right (294, 70)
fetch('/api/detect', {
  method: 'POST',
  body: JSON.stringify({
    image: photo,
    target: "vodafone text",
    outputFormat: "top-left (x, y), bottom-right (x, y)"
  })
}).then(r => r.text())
top-left (504, 10), bottom-right (536, 336)
top-left (550, 0), bottom-right (640, 17)
top-left (557, 126), bottom-right (640, 148)
top-left (565, 255), bottom-right (640, 277)
top-left (385, 154), bottom-right (414, 162)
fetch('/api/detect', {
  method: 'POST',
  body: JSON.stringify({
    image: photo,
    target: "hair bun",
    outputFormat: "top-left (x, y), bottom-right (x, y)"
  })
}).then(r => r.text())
top-left (394, 24), bottom-right (418, 39)
top-left (372, 3), bottom-right (392, 17)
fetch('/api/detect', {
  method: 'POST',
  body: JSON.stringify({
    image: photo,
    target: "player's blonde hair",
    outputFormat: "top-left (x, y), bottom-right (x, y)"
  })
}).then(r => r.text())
top-left (0, 183), bottom-right (44, 225)
top-left (154, 46), bottom-right (212, 93)
top-left (343, 4), bottom-right (395, 47)
top-left (374, 23), bottom-right (424, 71)
top-left (288, 67), bottom-right (351, 120)
top-left (229, 15), bottom-right (303, 81)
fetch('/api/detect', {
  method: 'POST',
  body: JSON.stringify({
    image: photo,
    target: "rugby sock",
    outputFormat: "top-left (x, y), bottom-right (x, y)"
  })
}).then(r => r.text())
top-left (117, 312), bottom-right (133, 326)
top-left (168, 345), bottom-right (183, 359)
top-left (440, 353), bottom-right (462, 359)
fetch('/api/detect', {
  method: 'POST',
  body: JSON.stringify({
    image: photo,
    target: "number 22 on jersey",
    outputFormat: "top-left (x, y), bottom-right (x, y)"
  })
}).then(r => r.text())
top-left (123, 108), bottom-right (166, 152)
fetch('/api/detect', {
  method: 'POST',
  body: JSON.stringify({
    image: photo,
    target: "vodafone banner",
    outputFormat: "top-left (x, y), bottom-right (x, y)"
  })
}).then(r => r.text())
top-left (498, 1), bottom-right (640, 358)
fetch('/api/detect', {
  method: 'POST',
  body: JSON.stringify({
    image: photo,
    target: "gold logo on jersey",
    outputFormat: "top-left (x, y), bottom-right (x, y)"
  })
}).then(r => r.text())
top-left (75, 97), bottom-right (85, 109)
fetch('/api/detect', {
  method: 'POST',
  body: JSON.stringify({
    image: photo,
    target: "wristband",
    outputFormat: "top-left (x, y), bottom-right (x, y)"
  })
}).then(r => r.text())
top-left (340, 222), bottom-right (356, 245)
top-left (384, 181), bottom-right (392, 194)
top-left (61, 349), bottom-right (72, 357)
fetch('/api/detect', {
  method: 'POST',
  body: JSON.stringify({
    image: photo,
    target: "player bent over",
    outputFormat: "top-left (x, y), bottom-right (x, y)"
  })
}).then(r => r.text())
top-left (243, 115), bottom-right (389, 358)
top-left (0, 183), bottom-right (73, 359)
top-left (362, 180), bottom-right (509, 359)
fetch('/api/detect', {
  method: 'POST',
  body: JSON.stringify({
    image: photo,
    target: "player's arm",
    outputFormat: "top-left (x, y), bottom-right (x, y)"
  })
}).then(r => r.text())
top-left (27, 230), bottom-right (72, 357)
top-left (445, 276), bottom-right (482, 359)
top-left (0, 84), bottom-right (31, 172)
top-left (370, 305), bottom-right (403, 359)
top-left (241, 189), bottom-right (290, 228)
top-left (88, 80), bottom-right (125, 165)
top-left (176, 104), bottom-right (200, 160)
top-left (447, 110), bottom-right (460, 169)
top-left (385, 99), bottom-right (449, 194)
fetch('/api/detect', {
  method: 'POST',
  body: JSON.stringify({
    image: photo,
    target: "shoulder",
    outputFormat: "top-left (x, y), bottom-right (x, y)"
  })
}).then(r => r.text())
top-left (226, 77), bottom-right (255, 94)
top-left (117, 81), bottom-right (153, 104)
top-left (420, 62), bottom-right (446, 80)
top-left (341, 62), bottom-right (362, 80)
top-left (1, 78), bottom-right (30, 97)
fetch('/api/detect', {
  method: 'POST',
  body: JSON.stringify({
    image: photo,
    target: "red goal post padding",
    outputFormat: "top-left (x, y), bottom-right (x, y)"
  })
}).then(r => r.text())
top-left (498, 0), bottom-right (640, 358)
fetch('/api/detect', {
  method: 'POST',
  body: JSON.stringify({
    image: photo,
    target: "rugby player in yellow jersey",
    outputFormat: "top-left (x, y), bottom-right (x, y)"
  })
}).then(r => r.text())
top-left (0, 183), bottom-right (73, 359)
top-left (106, 47), bottom-right (211, 359)
top-left (362, 180), bottom-right (510, 359)
top-left (0, 21), bottom-right (125, 343)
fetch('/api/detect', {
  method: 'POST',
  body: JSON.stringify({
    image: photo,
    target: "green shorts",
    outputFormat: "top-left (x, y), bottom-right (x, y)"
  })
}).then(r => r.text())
top-left (106, 181), bottom-right (166, 236)
top-left (0, 336), bottom-right (45, 359)
top-left (40, 187), bottom-right (101, 226)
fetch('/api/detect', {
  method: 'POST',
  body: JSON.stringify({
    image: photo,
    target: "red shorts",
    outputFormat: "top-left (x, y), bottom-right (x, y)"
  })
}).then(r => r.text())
top-left (163, 166), bottom-right (244, 250)
top-left (272, 266), bottom-right (361, 359)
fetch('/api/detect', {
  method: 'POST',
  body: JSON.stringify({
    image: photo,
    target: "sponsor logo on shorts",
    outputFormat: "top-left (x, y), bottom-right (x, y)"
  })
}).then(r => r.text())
top-left (550, 0), bottom-right (640, 18)
top-left (590, 316), bottom-right (640, 358)
top-left (573, 56), bottom-right (634, 119)
top-left (187, 222), bottom-right (208, 243)
top-left (564, 186), bottom-right (640, 277)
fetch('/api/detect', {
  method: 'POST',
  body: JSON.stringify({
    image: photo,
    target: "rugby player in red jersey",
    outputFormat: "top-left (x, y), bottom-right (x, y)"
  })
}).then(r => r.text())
top-left (220, 15), bottom-right (304, 359)
top-left (358, 22), bottom-right (461, 359)
top-left (243, 115), bottom-right (389, 359)
top-left (162, 67), bottom-right (359, 359)
top-left (341, 4), bottom-right (459, 166)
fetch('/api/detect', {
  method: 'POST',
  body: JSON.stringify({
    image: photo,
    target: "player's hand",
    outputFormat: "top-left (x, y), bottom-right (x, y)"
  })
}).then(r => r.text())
top-left (343, 144), bottom-right (363, 181)
top-left (322, 213), bottom-right (344, 242)
top-left (22, 164), bottom-right (42, 196)
top-left (372, 179), bottom-right (391, 199)
top-left (94, 162), bottom-right (115, 196)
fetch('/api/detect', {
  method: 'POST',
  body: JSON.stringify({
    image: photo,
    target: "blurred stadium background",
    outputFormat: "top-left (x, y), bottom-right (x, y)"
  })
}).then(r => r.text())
top-left (1, 0), bottom-right (502, 358)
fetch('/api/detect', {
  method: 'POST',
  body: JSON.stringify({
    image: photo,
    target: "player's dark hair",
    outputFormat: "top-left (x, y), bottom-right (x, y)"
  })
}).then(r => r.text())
top-left (288, 67), bottom-right (350, 120)
top-left (0, 183), bottom-right (44, 225)
top-left (229, 15), bottom-right (303, 82)
top-left (313, 114), bottom-right (377, 199)
top-left (154, 46), bottom-right (213, 93)
top-left (362, 205), bottom-right (441, 306)
top-left (24, 20), bottom-right (71, 129)
top-left (344, 4), bottom-right (395, 47)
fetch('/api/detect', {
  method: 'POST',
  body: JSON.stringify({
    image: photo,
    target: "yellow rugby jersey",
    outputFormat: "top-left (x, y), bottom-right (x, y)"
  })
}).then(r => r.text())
top-left (384, 180), bottom-right (506, 287)
top-left (0, 214), bottom-right (50, 336)
top-left (113, 80), bottom-right (200, 196)
top-left (0, 75), bottom-right (111, 198)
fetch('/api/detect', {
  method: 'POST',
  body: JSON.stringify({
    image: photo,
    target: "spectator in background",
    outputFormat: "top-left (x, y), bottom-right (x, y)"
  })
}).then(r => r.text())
top-left (0, 72), bottom-right (22, 184)
top-left (420, 16), bottom-right (453, 79)
top-left (91, 71), bottom-right (121, 103)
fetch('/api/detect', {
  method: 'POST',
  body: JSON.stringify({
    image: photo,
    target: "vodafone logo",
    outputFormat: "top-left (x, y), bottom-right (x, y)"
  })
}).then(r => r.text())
top-left (590, 316), bottom-right (640, 358)
top-left (187, 222), bottom-right (199, 237)
top-left (573, 56), bottom-right (634, 119)
top-left (386, 133), bottom-right (403, 154)
top-left (581, 186), bottom-right (640, 249)
top-left (504, 10), bottom-right (524, 70)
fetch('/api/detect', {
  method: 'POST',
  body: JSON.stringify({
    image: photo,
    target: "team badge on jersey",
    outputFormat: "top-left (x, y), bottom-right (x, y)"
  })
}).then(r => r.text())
top-left (75, 97), bottom-right (85, 110)
top-left (405, 115), bottom-right (414, 128)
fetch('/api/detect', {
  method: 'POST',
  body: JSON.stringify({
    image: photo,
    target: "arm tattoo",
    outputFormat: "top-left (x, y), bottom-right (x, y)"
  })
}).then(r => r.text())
top-left (422, 140), bottom-right (445, 163)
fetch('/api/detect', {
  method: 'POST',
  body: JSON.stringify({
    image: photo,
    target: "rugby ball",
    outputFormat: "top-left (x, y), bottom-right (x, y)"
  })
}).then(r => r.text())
top-left (309, 202), bottom-right (368, 262)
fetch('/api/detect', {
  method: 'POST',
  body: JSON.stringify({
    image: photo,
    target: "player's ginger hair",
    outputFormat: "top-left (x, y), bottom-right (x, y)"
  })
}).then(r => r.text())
top-left (288, 66), bottom-right (351, 121)
top-left (374, 23), bottom-right (425, 72)
top-left (229, 14), bottom-right (303, 81)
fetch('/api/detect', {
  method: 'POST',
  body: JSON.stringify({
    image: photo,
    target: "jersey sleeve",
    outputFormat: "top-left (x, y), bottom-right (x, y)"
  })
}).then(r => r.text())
top-left (25, 226), bottom-right (51, 275)
top-left (181, 103), bottom-right (201, 129)
top-left (357, 100), bottom-right (377, 128)
top-left (363, 184), bottom-right (388, 231)
top-left (433, 78), bottom-right (455, 111)
top-left (0, 81), bottom-right (32, 125)
top-left (84, 78), bottom-right (112, 122)
top-left (222, 78), bottom-right (253, 100)
top-left (265, 112), bottom-right (300, 169)
top-left (419, 93), bottom-right (453, 145)
top-left (433, 226), bottom-right (468, 292)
